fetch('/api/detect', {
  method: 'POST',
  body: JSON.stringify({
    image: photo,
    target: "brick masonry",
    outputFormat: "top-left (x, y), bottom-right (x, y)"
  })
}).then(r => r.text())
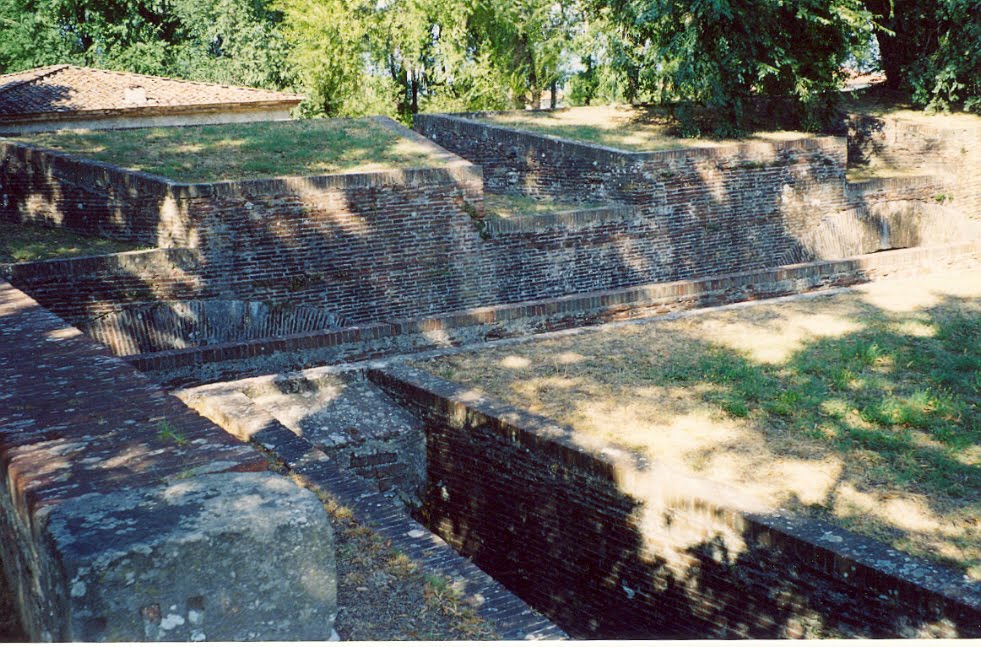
top-left (846, 113), bottom-right (981, 219)
top-left (175, 374), bottom-right (565, 640)
top-left (370, 364), bottom-right (981, 639)
top-left (412, 112), bottom-right (975, 303)
top-left (4, 113), bottom-right (978, 362)
top-left (128, 241), bottom-right (980, 387)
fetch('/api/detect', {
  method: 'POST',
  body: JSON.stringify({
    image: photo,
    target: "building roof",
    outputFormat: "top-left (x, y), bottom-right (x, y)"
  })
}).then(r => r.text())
top-left (0, 65), bottom-right (303, 122)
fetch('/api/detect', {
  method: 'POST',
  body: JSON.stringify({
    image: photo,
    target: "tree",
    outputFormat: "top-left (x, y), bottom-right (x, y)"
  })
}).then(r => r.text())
top-left (595, 0), bottom-right (876, 134)
top-left (866, 0), bottom-right (980, 112)
top-left (467, 0), bottom-right (576, 109)
top-left (0, 0), bottom-right (292, 91)
top-left (0, 0), bottom-right (72, 72)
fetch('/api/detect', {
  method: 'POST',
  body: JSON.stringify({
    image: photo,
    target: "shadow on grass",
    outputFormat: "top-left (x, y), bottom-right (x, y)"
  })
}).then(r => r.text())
top-left (400, 290), bottom-right (980, 638)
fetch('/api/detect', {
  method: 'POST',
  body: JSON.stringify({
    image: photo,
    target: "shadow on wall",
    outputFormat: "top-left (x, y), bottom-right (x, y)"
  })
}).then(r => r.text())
top-left (2, 125), bottom-right (975, 361)
top-left (394, 291), bottom-right (980, 638)
top-left (0, 136), bottom-right (490, 354)
top-left (485, 139), bottom-right (914, 305)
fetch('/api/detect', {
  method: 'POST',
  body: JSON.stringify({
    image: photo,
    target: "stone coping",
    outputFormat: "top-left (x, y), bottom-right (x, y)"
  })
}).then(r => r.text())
top-left (485, 204), bottom-right (636, 234)
top-left (1, 116), bottom-right (481, 199)
top-left (127, 241), bottom-right (981, 385)
top-left (370, 363), bottom-right (981, 630)
top-left (845, 175), bottom-right (945, 194)
top-left (175, 376), bottom-right (566, 640)
top-left (416, 112), bottom-right (845, 164)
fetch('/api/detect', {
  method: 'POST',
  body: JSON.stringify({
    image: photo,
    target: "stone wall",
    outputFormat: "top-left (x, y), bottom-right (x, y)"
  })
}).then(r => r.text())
top-left (372, 364), bottom-right (981, 639)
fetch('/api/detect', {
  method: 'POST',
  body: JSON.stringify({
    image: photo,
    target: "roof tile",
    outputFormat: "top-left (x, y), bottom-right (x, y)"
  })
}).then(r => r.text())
top-left (0, 65), bottom-right (303, 118)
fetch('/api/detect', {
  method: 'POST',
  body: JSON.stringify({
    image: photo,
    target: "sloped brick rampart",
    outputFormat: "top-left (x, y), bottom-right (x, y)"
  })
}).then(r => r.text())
top-left (417, 113), bottom-right (849, 212)
top-left (371, 364), bottom-right (981, 639)
top-left (128, 241), bottom-right (980, 387)
top-left (417, 113), bottom-right (977, 292)
top-left (0, 280), bottom-right (337, 640)
top-left (3, 115), bottom-right (978, 364)
top-left (846, 114), bottom-right (981, 218)
top-left (0, 131), bottom-right (490, 324)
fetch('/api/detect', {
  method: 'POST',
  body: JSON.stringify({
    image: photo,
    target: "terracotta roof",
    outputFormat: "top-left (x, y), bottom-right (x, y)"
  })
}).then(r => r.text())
top-left (0, 65), bottom-right (303, 119)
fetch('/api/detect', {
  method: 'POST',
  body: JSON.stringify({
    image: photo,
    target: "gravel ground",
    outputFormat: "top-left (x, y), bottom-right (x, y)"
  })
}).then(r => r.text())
top-left (328, 504), bottom-right (499, 640)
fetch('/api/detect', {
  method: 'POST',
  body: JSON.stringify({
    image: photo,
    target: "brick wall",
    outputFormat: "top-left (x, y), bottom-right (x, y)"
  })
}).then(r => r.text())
top-left (0, 279), bottom-right (337, 641)
top-left (3, 116), bottom-right (977, 358)
top-left (0, 141), bottom-right (195, 246)
top-left (1, 249), bottom-right (208, 322)
top-left (417, 114), bottom-right (977, 302)
top-left (846, 114), bottom-right (981, 219)
top-left (415, 113), bottom-right (850, 216)
top-left (0, 138), bottom-right (493, 327)
top-left (372, 365), bottom-right (981, 639)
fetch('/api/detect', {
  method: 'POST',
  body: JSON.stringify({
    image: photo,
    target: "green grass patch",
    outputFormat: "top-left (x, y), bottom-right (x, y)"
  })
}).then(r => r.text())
top-left (12, 118), bottom-right (450, 183)
top-left (472, 105), bottom-right (816, 152)
top-left (0, 221), bottom-right (142, 263)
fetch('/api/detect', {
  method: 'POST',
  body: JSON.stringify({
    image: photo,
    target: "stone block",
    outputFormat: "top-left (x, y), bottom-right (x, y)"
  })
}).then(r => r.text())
top-left (27, 472), bottom-right (336, 641)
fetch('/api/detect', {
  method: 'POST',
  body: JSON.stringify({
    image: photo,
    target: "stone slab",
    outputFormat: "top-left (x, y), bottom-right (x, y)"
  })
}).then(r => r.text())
top-left (0, 279), bottom-right (338, 641)
top-left (39, 472), bottom-right (336, 642)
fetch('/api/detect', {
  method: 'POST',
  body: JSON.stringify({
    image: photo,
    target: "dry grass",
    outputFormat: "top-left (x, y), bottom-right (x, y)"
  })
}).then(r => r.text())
top-left (12, 118), bottom-right (450, 183)
top-left (325, 500), bottom-right (498, 641)
top-left (473, 105), bottom-right (817, 152)
top-left (483, 192), bottom-right (604, 219)
top-left (0, 221), bottom-right (143, 263)
top-left (417, 271), bottom-right (981, 578)
top-left (845, 164), bottom-right (935, 183)
top-left (844, 90), bottom-right (981, 129)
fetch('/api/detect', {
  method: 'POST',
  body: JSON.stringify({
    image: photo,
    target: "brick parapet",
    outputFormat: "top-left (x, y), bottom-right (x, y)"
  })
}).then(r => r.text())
top-left (845, 113), bottom-right (981, 218)
top-left (0, 279), bottom-right (337, 641)
top-left (369, 363), bottom-right (981, 638)
top-left (4, 114), bottom-right (978, 359)
top-left (415, 113), bottom-right (848, 213)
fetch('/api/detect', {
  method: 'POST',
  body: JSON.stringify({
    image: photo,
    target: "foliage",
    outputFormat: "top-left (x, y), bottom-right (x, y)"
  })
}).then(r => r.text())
top-left (0, 0), bottom-right (71, 70)
top-left (593, 0), bottom-right (876, 135)
top-left (1, 0), bottom-right (974, 123)
top-left (911, 0), bottom-right (981, 113)
top-left (0, 0), bottom-right (292, 89)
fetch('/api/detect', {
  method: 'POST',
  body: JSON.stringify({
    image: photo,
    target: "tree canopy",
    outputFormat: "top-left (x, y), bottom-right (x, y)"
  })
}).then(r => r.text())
top-left (1, 0), bottom-right (977, 128)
